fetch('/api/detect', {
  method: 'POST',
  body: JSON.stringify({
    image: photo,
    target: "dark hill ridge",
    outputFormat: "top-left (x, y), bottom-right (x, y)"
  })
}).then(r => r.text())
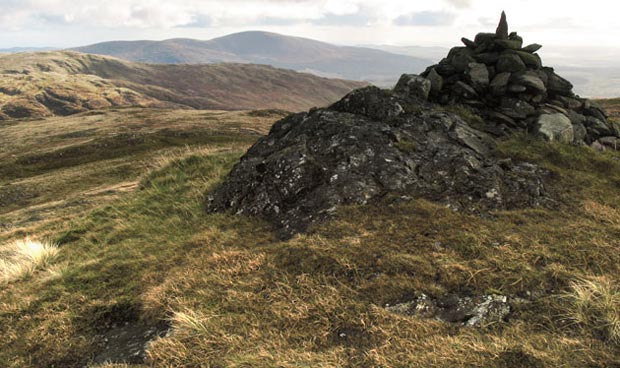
top-left (72, 31), bottom-right (432, 86)
top-left (0, 51), bottom-right (365, 120)
top-left (207, 13), bottom-right (618, 238)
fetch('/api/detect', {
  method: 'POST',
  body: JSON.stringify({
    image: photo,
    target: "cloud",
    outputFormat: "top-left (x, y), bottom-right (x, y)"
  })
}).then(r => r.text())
top-left (312, 6), bottom-right (377, 27)
top-left (478, 17), bottom-right (495, 28)
top-left (177, 14), bottom-right (213, 28)
top-left (394, 11), bottom-right (456, 26)
top-left (443, 0), bottom-right (472, 9)
top-left (253, 16), bottom-right (306, 26)
top-left (0, 0), bottom-right (325, 30)
top-left (534, 17), bottom-right (583, 29)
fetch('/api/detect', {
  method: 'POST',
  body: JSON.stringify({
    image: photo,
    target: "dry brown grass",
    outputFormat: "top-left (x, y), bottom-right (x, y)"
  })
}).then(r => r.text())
top-left (2, 114), bottom-right (620, 366)
top-left (560, 277), bottom-right (620, 344)
top-left (137, 197), bottom-right (620, 367)
top-left (0, 237), bottom-right (59, 283)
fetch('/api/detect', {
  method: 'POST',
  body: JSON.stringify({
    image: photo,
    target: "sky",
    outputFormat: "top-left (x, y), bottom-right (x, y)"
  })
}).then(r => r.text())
top-left (0, 0), bottom-right (618, 50)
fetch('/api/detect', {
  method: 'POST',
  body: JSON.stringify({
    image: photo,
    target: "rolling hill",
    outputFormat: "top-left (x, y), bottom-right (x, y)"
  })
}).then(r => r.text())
top-left (72, 31), bottom-right (432, 86)
top-left (0, 51), bottom-right (365, 120)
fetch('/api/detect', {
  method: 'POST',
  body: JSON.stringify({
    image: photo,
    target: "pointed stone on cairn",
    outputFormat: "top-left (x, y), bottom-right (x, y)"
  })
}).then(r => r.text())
top-left (496, 11), bottom-right (509, 39)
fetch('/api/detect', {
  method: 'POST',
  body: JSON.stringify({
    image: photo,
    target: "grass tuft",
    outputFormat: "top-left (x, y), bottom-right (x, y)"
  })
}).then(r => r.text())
top-left (171, 309), bottom-right (212, 335)
top-left (561, 277), bottom-right (620, 344)
top-left (0, 237), bottom-right (59, 283)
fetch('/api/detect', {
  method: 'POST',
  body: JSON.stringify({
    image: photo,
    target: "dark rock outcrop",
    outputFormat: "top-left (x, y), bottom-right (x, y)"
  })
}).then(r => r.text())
top-left (207, 86), bottom-right (551, 238)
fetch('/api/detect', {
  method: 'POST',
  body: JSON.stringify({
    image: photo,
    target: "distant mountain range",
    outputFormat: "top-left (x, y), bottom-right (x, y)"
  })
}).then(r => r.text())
top-left (0, 47), bottom-right (59, 53)
top-left (4, 32), bottom-right (619, 98)
top-left (72, 31), bottom-right (432, 86)
top-left (0, 51), bottom-right (364, 120)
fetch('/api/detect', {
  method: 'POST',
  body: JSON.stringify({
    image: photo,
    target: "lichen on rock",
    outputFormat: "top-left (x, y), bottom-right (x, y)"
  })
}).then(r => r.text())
top-left (207, 85), bottom-right (551, 238)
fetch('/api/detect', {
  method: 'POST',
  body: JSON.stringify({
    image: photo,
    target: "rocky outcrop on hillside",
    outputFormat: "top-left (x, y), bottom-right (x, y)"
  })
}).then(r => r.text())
top-left (420, 11), bottom-right (619, 148)
top-left (207, 82), bottom-right (551, 238)
top-left (207, 12), bottom-right (616, 238)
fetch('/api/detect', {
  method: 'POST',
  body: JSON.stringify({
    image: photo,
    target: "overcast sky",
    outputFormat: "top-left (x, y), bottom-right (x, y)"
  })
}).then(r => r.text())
top-left (1, 0), bottom-right (618, 50)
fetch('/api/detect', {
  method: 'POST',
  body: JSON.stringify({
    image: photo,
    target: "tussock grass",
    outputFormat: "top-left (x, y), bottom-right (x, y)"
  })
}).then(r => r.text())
top-left (170, 309), bottom-right (212, 335)
top-left (0, 237), bottom-right (59, 283)
top-left (561, 277), bottom-right (620, 344)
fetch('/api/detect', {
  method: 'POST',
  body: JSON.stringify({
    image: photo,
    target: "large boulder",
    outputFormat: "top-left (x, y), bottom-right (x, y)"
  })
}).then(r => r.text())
top-left (500, 97), bottom-right (535, 119)
top-left (494, 39), bottom-right (522, 50)
top-left (330, 86), bottom-right (404, 121)
top-left (475, 52), bottom-right (500, 64)
top-left (450, 49), bottom-right (476, 72)
top-left (208, 86), bottom-right (550, 238)
top-left (572, 122), bottom-right (587, 143)
top-left (584, 116), bottom-right (614, 139)
top-left (534, 113), bottom-right (574, 143)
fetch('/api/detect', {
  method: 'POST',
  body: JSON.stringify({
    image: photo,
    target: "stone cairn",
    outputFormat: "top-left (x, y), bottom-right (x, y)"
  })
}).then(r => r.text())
top-left (419, 11), bottom-right (620, 148)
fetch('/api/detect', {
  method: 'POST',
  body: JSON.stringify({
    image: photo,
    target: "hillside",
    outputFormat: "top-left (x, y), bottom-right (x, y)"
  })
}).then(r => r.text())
top-left (1, 102), bottom-right (620, 366)
top-left (72, 31), bottom-right (432, 85)
top-left (0, 51), bottom-right (365, 120)
top-left (0, 108), bottom-right (285, 222)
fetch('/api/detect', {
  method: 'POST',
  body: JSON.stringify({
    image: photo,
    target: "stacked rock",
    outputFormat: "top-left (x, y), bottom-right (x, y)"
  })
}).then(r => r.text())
top-left (419, 11), bottom-right (619, 147)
